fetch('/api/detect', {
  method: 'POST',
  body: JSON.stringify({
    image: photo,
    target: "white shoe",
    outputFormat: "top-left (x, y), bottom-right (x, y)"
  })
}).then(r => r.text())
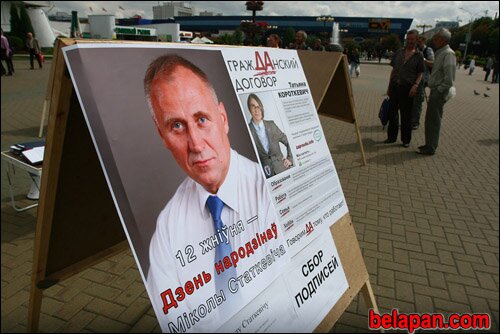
top-left (26, 175), bottom-right (40, 200)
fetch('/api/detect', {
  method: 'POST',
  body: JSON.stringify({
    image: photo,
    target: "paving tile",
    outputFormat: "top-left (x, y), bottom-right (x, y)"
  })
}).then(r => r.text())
top-left (57, 310), bottom-right (96, 333)
top-left (128, 314), bottom-right (159, 333)
top-left (84, 298), bottom-right (126, 319)
top-left (87, 315), bottom-right (131, 333)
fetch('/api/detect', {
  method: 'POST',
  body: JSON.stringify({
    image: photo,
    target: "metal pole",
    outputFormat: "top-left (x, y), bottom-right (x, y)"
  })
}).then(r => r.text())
top-left (463, 19), bottom-right (472, 64)
top-left (460, 7), bottom-right (483, 66)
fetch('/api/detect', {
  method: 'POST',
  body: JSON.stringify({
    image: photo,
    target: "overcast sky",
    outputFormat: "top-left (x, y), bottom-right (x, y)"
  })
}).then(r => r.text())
top-left (48, 1), bottom-right (499, 30)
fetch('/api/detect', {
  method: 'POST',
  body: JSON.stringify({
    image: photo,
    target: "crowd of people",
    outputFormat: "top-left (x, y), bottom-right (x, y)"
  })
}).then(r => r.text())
top-left (264, 26), bottom-right (499, 156)
top-left (262, 26), bottom-right (495, 156)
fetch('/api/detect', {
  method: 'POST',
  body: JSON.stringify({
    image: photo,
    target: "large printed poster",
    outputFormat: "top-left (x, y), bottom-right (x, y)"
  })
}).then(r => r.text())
top-left (62, 43), bottom-right (348, 333)
top-left (222, 48), bottom-right (349, 256)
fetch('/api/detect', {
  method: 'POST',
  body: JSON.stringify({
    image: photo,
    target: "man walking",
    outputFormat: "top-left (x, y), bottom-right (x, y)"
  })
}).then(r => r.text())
top-left (25, 32), bottom-right (42, 69)
top-left (417, 28), bottom-right (456, 155)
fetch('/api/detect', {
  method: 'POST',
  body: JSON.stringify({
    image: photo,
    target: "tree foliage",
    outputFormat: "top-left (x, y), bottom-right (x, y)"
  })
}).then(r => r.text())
top-left (9, 3), bottom-right (23, 40)
top-left (214, 29), bottom-right (244, 45)
top-left (361, 38), bottom-right (377, 52)
top-left (379, 34), bottom-right (401, 52)
top-left (283, 27), bottom-right (296, 49)
top-left (19, 3), bottom-right (35, 39)
top-left (450, 16), bottom-right (499, 58)
top-left (344, 40), bottom-right (361, 52)
top-left (305, 34), bottom-right (318, 49)
top-left (240, 21), bottom-right (264, 46)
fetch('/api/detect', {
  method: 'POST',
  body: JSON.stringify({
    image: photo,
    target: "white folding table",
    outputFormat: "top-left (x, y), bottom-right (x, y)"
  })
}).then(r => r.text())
top-left (1, 151), bottom-right (42, 212)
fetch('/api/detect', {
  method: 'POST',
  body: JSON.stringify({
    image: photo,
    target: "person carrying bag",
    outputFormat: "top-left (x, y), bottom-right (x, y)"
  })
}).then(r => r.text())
top-left (25, 32), bottom-right (42, 69)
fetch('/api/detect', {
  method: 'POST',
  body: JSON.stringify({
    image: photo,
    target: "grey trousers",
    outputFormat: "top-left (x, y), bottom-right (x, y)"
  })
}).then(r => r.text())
top-left (424, 89), bottom-right (448, 152)
top-left (411, 80), bottom-right (426, 126)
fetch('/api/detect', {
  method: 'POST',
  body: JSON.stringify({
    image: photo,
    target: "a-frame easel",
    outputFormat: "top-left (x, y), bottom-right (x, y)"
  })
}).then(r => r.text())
top-left (299, 51), bottom-right (367, 166)
top-left (28, 39), bottom-right (376, 332)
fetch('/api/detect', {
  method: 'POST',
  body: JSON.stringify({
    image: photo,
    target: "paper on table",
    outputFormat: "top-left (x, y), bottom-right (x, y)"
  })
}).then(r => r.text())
top-left (22, 146), bottom-right (45, 164)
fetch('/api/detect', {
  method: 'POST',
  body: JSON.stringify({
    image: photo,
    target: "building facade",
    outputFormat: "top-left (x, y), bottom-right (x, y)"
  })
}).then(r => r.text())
top-left (117, 15), bottom-right (413, 43)
top-left (153, 2), bottom-right (193, 19)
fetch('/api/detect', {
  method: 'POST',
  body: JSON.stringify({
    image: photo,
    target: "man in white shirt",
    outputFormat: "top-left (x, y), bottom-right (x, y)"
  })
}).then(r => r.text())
top-left (144, 54), bottom-right (285, 332)
top-left (247, 93), bottom-right (294, 178)
top-left (417, 28), bottom-right (456, 156)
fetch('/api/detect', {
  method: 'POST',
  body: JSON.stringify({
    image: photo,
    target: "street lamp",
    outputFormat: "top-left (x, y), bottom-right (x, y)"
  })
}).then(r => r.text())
top-left (246, 1), bottom-right (264, 23)
top-left (416, 24), bottom-right (432, 34)
top-left (460, 7), bottom-right (484, 63)
top-left (316, 16), bottom-right (335, 47)
top-left (316, 16), bottom-right (335, 33)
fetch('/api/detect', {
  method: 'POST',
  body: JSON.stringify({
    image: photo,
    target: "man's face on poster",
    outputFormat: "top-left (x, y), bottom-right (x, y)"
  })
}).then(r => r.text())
top-left (149, 66), bottom-right (231, 194)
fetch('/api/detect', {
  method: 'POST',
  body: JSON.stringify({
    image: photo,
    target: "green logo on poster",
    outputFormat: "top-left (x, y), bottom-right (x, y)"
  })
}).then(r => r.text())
top-left (313, 130), bottom-right (322, 141)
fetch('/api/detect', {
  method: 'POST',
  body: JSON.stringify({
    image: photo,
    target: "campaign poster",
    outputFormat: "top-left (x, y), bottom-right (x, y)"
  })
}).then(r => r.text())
top-left (217, 232), bottom-right (348, 333)
top-left (62, 43), bottom-right (349, 333)
top-left (63, 44), bottom-right (288, 332)
top-left (222, 48), bottom-right (349, 256)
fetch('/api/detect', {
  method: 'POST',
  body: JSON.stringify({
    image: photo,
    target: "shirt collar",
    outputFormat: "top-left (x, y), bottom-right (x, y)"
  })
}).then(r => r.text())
top-left (252, 120), bottom-right (264, 130)
top-left (195, 149), bottom-right (239, 218)
top-left (435, 44), bottom-right (450, 56)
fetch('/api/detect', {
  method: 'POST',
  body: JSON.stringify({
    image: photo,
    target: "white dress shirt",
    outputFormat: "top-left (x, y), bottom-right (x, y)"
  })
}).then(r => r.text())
top-left (251, 120), bottom-right (270, 153)
top-left (147, 149), bottom-right (284, 332)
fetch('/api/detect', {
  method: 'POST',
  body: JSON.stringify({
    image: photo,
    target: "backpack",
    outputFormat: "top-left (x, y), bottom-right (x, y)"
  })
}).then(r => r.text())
top-left (379, 97), bottom-right (390, 128)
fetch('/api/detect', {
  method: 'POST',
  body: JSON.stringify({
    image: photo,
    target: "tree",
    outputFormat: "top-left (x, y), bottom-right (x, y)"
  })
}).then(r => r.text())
top-left (344, 40), bottom-right (361, 53)
top-left (232, 29), bottom-right (244, 45)
top-left (306, 34), bottom-right (318, 49)
top-left (283, 27), bottom-right (296, 49)
top-left (450, 16), bottom-right (499, 58)
top-left (9, 3), bottom-right (23, 40)
top-left (362, 38), bottom-right (376, 53)
top-left (450, 28), bottom-right (466, 52)
top-left (214, 30), bottom-right (244, 46)
top-left (488, 27), bottom-right (499, 55)
top-left (240, 21), bottom-right (264, 46)
top-left (215, 33), bottom-right (233, 45)
top-left (471, 25), bottom-right (489, 56)
top-left (380, 34), bottom-right (401, 52)
top-left (19, 3), bottom-right (35, 38)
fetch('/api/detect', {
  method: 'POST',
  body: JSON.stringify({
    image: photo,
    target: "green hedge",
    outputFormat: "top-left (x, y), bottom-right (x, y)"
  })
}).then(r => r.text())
top-left (6, 35), bottom-right (24, 54)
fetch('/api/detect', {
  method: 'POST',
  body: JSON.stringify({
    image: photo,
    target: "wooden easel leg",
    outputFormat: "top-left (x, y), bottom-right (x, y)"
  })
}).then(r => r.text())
top-left (27, 284), bottom-right (43, 332)
top-left (38, 99), bottom-right (48, 138)
top-left (361, 279), bottom-right (385, 332)
top-left (361, 279), bottom-right (379, 314)
top-left (354, 120), bottom-right (367, 166)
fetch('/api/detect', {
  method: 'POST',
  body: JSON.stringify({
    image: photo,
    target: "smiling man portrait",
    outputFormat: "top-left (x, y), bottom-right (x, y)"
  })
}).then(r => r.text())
top-left (143, 54), bottom-right (284, 331)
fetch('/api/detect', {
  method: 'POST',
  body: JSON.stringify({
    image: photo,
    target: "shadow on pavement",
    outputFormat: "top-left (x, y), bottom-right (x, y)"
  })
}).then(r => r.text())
top-left (477, 138), bottom-right (499, 146)
top-left (1, 127), bottom-right (42, 140)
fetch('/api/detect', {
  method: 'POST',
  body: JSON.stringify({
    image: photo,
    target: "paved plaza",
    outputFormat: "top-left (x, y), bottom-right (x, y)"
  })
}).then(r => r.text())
top-left (1, 55), bottom-right (498, 332)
